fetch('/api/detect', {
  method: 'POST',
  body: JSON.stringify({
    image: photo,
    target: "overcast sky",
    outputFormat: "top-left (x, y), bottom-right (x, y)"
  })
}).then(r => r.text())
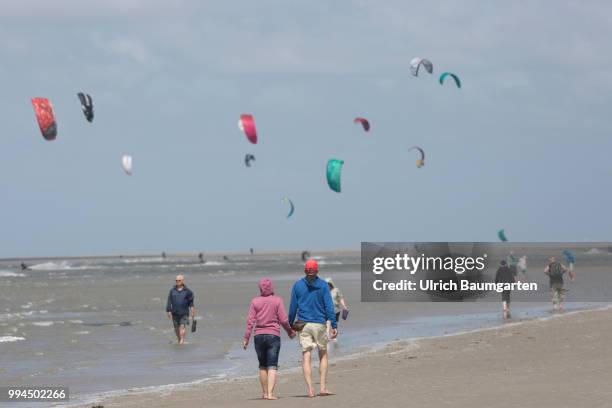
top-left (1, 1), bottom-right (612, 258)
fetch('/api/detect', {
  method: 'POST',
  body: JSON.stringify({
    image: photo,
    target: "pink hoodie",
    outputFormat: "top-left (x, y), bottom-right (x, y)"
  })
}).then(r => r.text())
top-left (243, 278), bottom-right (293, 342)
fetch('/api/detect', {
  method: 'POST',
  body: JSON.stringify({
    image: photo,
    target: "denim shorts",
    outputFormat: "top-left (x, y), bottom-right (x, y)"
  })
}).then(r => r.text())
top-left (254, 334), bottom-right (281, 370)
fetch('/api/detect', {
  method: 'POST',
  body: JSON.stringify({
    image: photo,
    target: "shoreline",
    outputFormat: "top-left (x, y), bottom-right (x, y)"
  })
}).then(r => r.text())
top-left (71, 305), bottom-right (612, 408)
top-left (1, 249), bottom-right (359, 263)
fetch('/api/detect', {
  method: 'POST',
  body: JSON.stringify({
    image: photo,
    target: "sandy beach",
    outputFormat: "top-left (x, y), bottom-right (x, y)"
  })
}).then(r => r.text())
top-left (84, 308), bottom-right (612, 408)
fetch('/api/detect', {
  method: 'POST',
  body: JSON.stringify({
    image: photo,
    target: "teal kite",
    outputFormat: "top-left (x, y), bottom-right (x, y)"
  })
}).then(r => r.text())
top-left (439, 72), bottom-right (461, 88)
top-left (498, 229), bottom-right (508, 242)
top-left (326, 159), bottom-right (344, 193)
top-left (282, 197), bottom-right (295, 219)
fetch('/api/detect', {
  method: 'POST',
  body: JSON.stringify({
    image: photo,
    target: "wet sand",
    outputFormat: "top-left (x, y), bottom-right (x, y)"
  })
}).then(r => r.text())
top-left (86, 307), bottom-right (612, 408)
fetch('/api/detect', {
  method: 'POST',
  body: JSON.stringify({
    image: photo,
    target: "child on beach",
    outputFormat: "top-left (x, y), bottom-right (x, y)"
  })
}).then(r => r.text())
top-left (243, 278), bottom-right (296, 400)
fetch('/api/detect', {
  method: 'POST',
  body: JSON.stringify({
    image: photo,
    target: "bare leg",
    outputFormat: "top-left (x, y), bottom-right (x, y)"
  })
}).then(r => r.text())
top-left (502, 301), bottom-right (508, 320)
top-left (178, 324), bottom-right (186, 345)
top-left (319, 349), bottom-right (329, 394)
top-left (173, 326), bottom-right (180, 343)
top-left (301, 350), bottom-right (315, 397)
top-left (266, 369), bottom-right (278, 399)
top-left (258, 369), bottom-right (268, 399)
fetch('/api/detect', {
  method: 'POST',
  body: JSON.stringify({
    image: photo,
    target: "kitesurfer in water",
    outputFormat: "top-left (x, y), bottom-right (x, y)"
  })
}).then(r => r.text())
top-left (20, 262), bottom-right (28, 271)
top-left (198, 253), bottom-right (204, 263)
top-left (250, 248), bottom-right (254, 255)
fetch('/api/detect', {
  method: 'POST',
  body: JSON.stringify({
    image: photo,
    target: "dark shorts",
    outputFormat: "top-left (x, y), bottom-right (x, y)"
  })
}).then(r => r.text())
top-left (254, 334), bottom-right (280, 370)
top-left (501, 290), bottom-right (511, 304)
top-left (335, 312), bottom-right (340, 326)
top-left (172, 313), bottom-right (189, 330)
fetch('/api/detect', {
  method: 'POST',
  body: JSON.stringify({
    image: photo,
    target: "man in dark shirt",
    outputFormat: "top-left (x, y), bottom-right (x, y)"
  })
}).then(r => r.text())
top-left (166, 274), bottom-right (195, 345)
top-left (495, 260), bottom-right (516, 320)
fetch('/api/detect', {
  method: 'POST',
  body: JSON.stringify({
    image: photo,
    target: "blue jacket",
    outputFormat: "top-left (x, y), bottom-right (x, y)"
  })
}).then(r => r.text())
top-left (166, 286), bottom-right (194, 316)
top-left (288, 277), bottom-right (337, 329)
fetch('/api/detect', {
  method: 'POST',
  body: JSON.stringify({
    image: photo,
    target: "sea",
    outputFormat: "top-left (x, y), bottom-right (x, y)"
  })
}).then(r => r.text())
top-left (0, 250), bottom-right (610, 407)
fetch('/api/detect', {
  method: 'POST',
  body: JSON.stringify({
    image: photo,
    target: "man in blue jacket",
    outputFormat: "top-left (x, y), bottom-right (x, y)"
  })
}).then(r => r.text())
top-left (166, 274), bottom-right (195, 345)
top-left (288, 259), bottom-right (337, 397)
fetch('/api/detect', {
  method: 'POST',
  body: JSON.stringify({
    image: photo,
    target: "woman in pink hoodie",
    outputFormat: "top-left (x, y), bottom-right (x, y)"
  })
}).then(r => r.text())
top-left (243, 278), bottom-right (295, 400)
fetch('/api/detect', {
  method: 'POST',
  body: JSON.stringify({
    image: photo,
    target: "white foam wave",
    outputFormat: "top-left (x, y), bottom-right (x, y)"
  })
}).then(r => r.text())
top-left (31, 321), bottom-right (54, 327)
top-left (0, 336), bottom-right (25, 343)
top-left (121, 257), bottom-right (165, 264)
top-left (29, 261), bottom-right (90, 271)
top-left (0, 270), bottom-right (26, 277)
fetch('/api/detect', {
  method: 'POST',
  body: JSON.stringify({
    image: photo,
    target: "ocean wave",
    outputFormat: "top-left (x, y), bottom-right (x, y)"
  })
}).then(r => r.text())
top-left (0, 335), bottom-right (25, 343)
top-left (29, 261), bottom-right (90, 271)
top-left (121, 257), bottom-right (165, 264)
top-left (316, 260), bottom-right (344, 265)
top-left (0, 270), bottom-right (26, 277)
top-left (31, 321), bottom-right (54, 327)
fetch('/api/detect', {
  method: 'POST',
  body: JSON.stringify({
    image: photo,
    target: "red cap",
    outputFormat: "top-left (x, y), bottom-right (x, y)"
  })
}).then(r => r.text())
top-left (304, 259), bottom-right (318, 272)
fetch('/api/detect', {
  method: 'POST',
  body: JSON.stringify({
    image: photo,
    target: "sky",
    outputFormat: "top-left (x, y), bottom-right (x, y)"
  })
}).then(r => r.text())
top-left (1, 1), bottom-right (612, 258)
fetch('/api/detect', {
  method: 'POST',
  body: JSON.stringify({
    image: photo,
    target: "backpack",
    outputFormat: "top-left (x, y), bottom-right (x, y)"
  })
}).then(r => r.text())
top-left (548, 262), bottom-right (564, 281)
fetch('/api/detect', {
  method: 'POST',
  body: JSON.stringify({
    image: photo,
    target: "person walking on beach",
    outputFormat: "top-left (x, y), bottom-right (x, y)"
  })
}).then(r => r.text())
top-left (495, 260), bottom-right (516, 320)
top-left (288, 259), bottom-right (337, 398)
top-left (243, 278), bottom-right (296, 400)
top-left (324, 277), bottom-right (348, 340)
top-left (166, 274), bottom-right (194, 345)
top-left (544, 256), bottom-right (574, 312)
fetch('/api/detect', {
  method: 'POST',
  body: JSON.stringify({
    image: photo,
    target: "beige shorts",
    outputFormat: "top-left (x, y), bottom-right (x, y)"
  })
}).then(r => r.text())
top-left (298, 323), bottom-right (328, 352)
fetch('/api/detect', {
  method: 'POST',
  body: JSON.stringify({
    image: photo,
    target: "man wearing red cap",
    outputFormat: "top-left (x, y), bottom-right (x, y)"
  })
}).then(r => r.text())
top-left (288, 259), bottom-right (337, 397)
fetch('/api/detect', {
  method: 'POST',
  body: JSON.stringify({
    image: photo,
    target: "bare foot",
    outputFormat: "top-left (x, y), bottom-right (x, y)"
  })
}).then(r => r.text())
top-left (267, 395), bottom-right (278, 400)
top-left (307, 388), bottom-right (315, 398)
top-left (319, 390), bottom-right (334, 396)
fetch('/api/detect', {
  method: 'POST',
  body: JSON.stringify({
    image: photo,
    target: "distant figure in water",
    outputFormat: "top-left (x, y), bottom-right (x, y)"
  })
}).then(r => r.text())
top-left (198, 252), bottom-right (204, 263)
top-left (243, 278), bottom-right (296, 400)
top-left (20, 262), bottom-right (28, 271)
top-left (517, 255), bottom-right (528, 281)
top-left (166, 274), bottom-right (195, 345)
top-left (301, 251), bottom-right (311, 262)
top-left (250, 248), bottom-right (254, 255)
top-left (162, 251), bottom-right (167, 259)
top-left (495, 260), bottom-right (516, 320)
top-left (223, 255), bottom-right (230, 261)
top-left (544, 256), bottom-right (574, 312)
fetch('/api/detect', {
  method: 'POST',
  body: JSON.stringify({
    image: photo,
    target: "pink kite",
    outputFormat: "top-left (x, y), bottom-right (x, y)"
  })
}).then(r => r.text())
top-left (239, 114), bottom-right (257, 144)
